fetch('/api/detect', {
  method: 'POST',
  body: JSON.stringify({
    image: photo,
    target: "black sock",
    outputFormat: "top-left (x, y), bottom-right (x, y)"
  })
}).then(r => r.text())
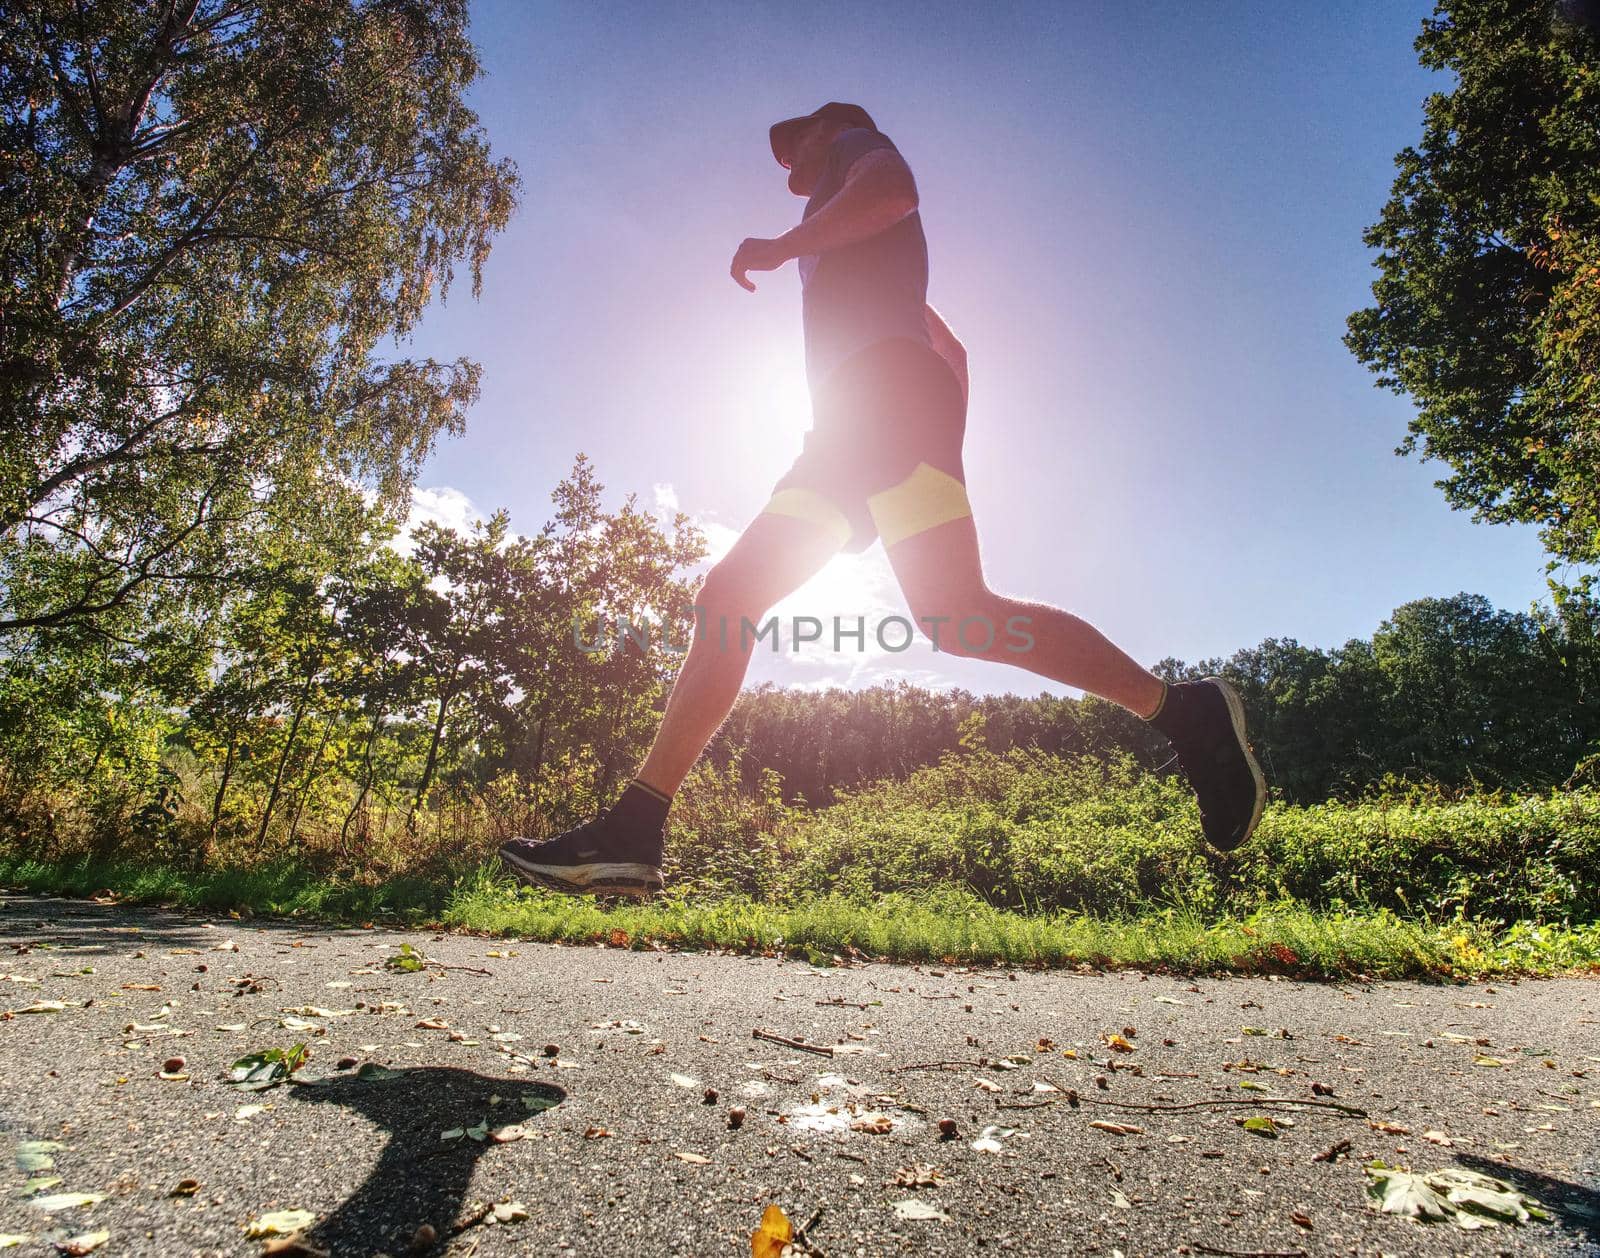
top-left (1145, 680), bottom-right (1196, 743)
top-left (608, 778), bottom-right (672, 834)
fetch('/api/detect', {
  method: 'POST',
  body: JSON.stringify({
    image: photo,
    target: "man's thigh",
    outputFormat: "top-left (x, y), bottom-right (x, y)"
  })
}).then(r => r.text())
top-left (709, 499), bottom-right (847, 612)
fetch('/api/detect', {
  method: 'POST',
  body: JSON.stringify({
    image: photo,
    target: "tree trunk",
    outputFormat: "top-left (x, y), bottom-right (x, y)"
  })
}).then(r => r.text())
top-left (286, 717), bottom-right (336, 844)
top-left (256, 672), bottom-right (315, 847)
top-left (409, 673), bottom-right (458, 825)
top-left (340, 708), bottom-right (386, 856)
top-left (208, 730), bottom-right (239, 851)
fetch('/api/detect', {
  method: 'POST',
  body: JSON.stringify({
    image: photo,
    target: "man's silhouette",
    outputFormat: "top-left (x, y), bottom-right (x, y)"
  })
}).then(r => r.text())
top-left (501, 102), bottom-right (1266, 896)
top-left (292, 1067), bottom-right (565, 1254)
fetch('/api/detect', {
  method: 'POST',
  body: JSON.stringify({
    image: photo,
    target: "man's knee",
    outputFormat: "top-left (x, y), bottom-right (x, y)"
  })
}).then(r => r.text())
top-left (695, 561), bottom-right (745, 616)
top-left (908, 586), bottom-right (1010, 657)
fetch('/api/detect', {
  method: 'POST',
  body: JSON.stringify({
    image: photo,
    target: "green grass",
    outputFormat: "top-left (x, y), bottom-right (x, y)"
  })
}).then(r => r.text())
top-left (5, 854), bottom-right (1598, 980)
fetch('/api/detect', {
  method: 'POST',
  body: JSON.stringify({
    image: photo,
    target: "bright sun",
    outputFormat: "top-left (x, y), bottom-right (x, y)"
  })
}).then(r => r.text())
top-left (707, 342), bottom-right (908, 632)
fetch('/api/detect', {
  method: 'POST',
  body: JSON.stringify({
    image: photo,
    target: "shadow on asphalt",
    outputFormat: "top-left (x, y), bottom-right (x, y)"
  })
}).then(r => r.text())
top-left (0, 893), bottom-right (357, 952)
top-left (292, 1067), bottom-right (567, 1255)
top-left (1455, 1152), bottom-right (1600, 1250)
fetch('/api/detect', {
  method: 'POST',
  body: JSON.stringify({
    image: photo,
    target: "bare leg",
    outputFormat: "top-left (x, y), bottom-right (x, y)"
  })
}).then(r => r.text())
top-left (883, 514), bottom-right (1166, 716)
top-left (635, 512), bottom-right (843, 795)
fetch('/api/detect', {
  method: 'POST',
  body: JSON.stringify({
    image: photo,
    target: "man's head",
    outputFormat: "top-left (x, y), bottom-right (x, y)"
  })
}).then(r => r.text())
top-left (769, 102), bottom-right (876, 196)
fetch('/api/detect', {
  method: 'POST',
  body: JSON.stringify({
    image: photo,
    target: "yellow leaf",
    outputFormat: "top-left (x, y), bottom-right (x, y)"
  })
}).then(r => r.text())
top-left (750, 1203), bottom-right (793, 1258)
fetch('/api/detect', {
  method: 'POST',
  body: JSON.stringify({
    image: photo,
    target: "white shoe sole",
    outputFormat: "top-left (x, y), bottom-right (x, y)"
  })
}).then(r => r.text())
top-left (500, 847), bottom-right (662, 898)
top-left (1206, 676), bottom-right (1268, 849)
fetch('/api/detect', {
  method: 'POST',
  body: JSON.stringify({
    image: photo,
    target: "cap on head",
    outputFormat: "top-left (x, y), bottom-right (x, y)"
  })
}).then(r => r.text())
top-left (769, 102), bottom-right (877, 167)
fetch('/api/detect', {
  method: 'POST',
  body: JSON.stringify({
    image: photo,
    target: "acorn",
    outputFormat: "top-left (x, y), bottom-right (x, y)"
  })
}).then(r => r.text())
top-left (727, 1106), bottom-right (746, 1129)
top-left (162, 1056), bottom-right (186, 1074)
top-left (703, 1087), bottom-right (719, 1105)
top-left (937, 1117), bottom-right (958, 1140)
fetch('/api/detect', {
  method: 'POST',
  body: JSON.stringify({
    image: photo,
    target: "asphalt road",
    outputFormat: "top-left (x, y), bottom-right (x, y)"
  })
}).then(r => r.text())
top-left (0, 894), bottom-right (1596, 1258)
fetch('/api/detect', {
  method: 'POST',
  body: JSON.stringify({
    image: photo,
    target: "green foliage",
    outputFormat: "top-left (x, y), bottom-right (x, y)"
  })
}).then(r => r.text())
top-left (228, 1043), bottom-right (310, 1090)
top-left (713, 592), bottom-right (1600, 808)
top-left (1346, 0), bottom-right (1600, 575)
top-left (1, 0), bottom-right (519, 636)
top-left (772, 747), bottom-right (1600, 925)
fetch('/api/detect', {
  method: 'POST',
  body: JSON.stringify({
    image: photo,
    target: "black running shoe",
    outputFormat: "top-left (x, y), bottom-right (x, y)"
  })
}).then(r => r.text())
top-left (1166, 677), bottom-right (1268, 852)
top-left (499, 812), bottom-right (664, 898)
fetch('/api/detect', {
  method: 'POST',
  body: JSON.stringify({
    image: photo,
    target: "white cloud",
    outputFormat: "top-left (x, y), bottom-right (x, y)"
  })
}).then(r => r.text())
top-left (391, 484), bottom-right (484, 557)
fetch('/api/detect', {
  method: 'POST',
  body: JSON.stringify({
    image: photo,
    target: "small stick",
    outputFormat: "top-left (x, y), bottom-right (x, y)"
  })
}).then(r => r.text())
top-left (893, 1060), bottom-right (985, 1073)
top-left (762, 1068), bottom-right (801, 1085)
top-left (815, 998), bottom-right (870, 1009)
top-left (1311, 1137), bottom-right (1353, 1163)
top-left (1191, 1244), bottom-right (1307, 1258)
top-left (796, 1206), bottom-right (825, 1242)
top-left (1084, 1095), bottom-right (1368, 1118)
top-left (433, 962), bottom-right (493, 976)
top-left (753, 1028), bottom-right (834, 1056)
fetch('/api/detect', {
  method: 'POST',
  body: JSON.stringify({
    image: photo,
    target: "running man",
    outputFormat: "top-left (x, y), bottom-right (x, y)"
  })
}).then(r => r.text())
top-left (500, 102), bottom-right (1267, 897)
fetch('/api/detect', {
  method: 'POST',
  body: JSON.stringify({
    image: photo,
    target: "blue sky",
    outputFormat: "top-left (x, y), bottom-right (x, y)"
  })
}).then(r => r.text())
top-left (401, 0), bottom-right (1553, 695)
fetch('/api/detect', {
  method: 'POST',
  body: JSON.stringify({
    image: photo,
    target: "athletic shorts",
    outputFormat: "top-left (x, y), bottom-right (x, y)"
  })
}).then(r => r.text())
top-left (760, 336), bottom-right (970, 553)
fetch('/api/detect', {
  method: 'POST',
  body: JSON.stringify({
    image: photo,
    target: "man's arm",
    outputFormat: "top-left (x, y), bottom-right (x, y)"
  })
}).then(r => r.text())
top-left (731, 147), bottom-right (918, 291)
top-left (777, 148), bottom-right (918, 258)
top-left (925, 302), bottom-right (969, 406)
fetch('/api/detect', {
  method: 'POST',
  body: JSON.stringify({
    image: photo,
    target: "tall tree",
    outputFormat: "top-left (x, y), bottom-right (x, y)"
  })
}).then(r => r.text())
top-left (0, 0), bottom-right (519, 633)
top-left (1346, 0), bottom-right (1600, 580)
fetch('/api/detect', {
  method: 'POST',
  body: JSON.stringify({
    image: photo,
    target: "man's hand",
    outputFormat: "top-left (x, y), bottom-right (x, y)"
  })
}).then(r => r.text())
top-left (730, 236), bottom-right (790, 292)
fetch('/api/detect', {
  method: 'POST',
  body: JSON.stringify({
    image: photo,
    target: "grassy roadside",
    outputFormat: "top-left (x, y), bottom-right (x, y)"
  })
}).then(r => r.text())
top-left (4, 855), bottom-right (1598, 980)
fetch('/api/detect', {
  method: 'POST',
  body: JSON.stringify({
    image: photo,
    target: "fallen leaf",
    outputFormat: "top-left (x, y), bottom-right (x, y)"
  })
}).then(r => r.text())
top-left (491, 1201), bottom-right (529, 1224)
top-left (1241, 1116), bottom-right (1279, 1139)
top-left (972, 1077), bottom-right (1001, 1092)
top-left (55, 1230), bottom-right (109, 1255)
top-left (1369, 1120), bottom-right (1412, 1136)
top-left (245, 1209), bottom-right (316, 1238)
top-left (894, 1164), bottom-right (945, 1188)
top-left (489, 1125), bottom-right (526, 1143)
top-left (1423, 1130), bottom-right (1454, 1146)
top-left (29, 1194), bottom-right (103, 1213)
top-left (1089, 1121), bottom-right (1143, 1136)
top-left (750, 1203), bottom-right (793, 1258)
top-left (1365, 1163), bottom-right (1549, 1229)
top-left (674, 1151), bottom-right (711, 1164)
top-left (16, 1141), bottom-right (62, 1172)
top-left (971, 1123), bottom-right (1016, 1153)
top-left (892, 1199), bottom-right (950, 1222)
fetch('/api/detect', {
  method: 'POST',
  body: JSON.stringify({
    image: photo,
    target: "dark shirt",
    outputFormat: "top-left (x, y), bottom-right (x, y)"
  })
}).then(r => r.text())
top-left (798, 128), bottom-right (931, 395)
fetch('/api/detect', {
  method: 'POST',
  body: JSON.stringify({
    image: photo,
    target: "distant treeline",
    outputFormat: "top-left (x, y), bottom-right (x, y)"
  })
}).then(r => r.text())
top-left (711, 592), bottom-right (1600, 807)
